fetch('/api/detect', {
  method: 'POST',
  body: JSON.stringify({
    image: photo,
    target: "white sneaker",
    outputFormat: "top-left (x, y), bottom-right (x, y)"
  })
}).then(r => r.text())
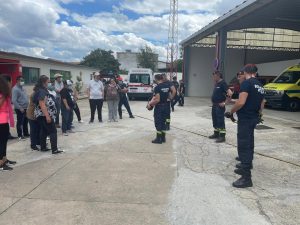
top-left (114, 119), bottom-right (118, 122)
top-left (78, 120), bottom-right (84, 123)
top-left (63, 133), bottom-right (68, 136)
top-left (108, 120), bottom-right (112, 123)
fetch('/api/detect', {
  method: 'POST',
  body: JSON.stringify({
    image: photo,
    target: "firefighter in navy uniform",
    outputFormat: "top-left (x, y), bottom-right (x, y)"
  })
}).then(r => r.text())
top-left (147, 74), bottom-right (171, 144)
top-left (227, 64), bottom-right (265, 188)
top-left (162, 74), bottom-right (176, 131)
top-left (209, 71), bottom-right (232, 143)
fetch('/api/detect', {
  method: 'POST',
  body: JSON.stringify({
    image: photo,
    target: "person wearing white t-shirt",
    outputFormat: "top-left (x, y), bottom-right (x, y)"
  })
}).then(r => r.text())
top-left (87, 72), bottom-right (104, 123)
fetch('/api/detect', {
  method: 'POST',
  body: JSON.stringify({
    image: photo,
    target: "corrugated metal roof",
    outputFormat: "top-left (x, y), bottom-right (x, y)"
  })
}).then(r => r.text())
top-left (181, 0), bottom-right (300, 47)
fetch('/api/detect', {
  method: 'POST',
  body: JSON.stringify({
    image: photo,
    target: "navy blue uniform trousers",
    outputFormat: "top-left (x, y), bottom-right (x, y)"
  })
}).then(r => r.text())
top-left (154, 104), bottom-right (168, 131)
top-left (212, 104), bottom-right (225, 130)
top-left (237, 118), bottom-right (258, 175)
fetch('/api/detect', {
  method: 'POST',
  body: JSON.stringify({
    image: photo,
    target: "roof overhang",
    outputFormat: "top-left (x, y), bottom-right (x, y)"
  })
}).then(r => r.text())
top-left (181, 0), bottom-right (300, 47)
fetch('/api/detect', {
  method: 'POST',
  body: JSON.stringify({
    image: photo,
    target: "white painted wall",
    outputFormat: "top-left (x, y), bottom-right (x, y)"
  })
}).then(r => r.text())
top-left (185, 46), bottom-right (300, 97)
top-left (19, 59), bottom-right (96, 86)
top-left (186, 47), bottom-right (245, 97)
top-left (117, 52), bottom-right (139, 71)
top-left (187, 47), bottom-right (215, 97)
top-left (257, 59), bottom-right (300, 76)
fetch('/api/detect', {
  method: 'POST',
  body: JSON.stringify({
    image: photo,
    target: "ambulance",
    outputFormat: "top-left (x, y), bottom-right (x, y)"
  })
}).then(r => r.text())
top-left (264, 64), bottom-right (300, 111)
top-left (127, 68), bottom-right (153, 100)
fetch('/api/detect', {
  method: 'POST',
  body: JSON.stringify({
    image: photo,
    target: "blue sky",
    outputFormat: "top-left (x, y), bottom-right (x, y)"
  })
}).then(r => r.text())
top-left (0, 0), bottom-right (244, 61)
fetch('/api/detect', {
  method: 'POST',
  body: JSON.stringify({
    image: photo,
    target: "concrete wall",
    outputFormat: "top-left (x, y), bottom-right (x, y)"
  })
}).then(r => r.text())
top-left (257, 59), bottom-right (300, 76)
top-left (117, 52), bottom-right (159, 72)
top-left (185, 46), bottom-right (300, 97)
top-left (19, 59), bottom-right (95, 86)
top-left (117, 52), bottom-right (139, 71)
top-left (186, 47), bottom-right (245, 97)
top-left (0, 53), bottom-right (97, 90)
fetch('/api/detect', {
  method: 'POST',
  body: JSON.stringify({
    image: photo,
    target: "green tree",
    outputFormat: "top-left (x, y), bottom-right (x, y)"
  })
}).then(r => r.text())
top-left (175, 59), bottom-right (183, 73)
top-left (137, 46), bottom-right (158, 72)
top-left (80, 48), bottom-right (120, 72)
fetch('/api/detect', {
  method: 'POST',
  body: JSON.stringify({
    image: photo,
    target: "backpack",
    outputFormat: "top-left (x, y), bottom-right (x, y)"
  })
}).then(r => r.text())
top-left (106, 85), bottom-right (118, 99)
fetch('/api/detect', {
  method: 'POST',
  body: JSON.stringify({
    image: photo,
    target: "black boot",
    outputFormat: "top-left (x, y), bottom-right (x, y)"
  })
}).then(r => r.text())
top-left (232, 176), bottom-right (253, 188)
top-left (236, 163), bottom-right (253, 169)
top-left (161, 132), bottom-right (166, 143)
top-left (152, 133), bottom-right (162, 144)
top-left (208, 131), bottom-right (219, 139)
top-left (216, 133), bottom-right (225, 143)
top-left (165, 123), bottom-right (170, 131)
top-left (235, 156), bottom-right (241, 161)
top-left (234, 168), bottom-right (249, 176)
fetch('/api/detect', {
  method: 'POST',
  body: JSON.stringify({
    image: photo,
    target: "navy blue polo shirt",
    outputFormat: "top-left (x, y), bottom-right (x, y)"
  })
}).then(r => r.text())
top-left (237, 78), bottom-right (265, 120)
top-left (154, 82), bottom-right (170, 103)
top-left (211, 80), bottom-right (228, 103)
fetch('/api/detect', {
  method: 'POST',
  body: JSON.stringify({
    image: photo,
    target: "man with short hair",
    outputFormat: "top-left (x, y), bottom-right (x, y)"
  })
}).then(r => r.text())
top-left (228, 64), bottom-right (265, 188)
top-left (117, 76), bottom-right (134, 119)
top-left (87, 72), bottom-right (104, 123)
top-left (54, 73), bottom-right (64, 128)
top-left (171, 76), bottom-right (180, 112)
top-left (209, 71), bottom-right (232, 143)
top-left (12, 76), bottom-right (29, 140)
top-left (60, 80), bottom-right (74, 136)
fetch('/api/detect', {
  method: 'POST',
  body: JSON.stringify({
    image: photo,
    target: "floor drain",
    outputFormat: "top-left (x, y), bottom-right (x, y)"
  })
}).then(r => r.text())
top-left (255, 125), bottom-right (274, 130)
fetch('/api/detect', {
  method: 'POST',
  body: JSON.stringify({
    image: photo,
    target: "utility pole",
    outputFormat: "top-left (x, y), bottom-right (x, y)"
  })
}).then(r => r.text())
top-left (167, 0), bottom-right (178, 79)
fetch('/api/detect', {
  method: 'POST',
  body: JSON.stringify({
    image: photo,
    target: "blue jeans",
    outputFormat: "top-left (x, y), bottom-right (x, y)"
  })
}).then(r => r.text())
top-left (29, 119), bottom-right (40, 147)
top-left (61, 105), bottom-right (73, 133)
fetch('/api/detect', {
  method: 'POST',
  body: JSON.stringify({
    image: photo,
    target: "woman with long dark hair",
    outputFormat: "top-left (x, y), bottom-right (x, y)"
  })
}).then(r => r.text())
top-left (34, 75), bottom-right (62, 154)
top-left (0, 75), bottom-right (16, 170)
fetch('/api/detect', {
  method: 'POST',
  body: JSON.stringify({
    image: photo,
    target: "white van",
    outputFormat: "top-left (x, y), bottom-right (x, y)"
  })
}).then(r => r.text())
top-left (127, 68), bottom-right (153, 100)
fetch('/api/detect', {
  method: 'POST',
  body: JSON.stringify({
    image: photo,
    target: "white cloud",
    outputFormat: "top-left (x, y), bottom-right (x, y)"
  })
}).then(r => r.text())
top-left (0, 0), bottom-right (246, 61)
top-left (120, 0), bottom-right (223, 15)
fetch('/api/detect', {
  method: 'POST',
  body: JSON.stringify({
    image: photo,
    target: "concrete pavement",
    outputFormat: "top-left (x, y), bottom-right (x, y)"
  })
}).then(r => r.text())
top-left (1, 98), bottom-right (299, 225)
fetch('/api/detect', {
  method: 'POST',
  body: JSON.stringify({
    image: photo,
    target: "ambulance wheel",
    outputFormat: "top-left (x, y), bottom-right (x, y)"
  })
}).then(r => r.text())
top-left (287, 98), bottom-right (300, 111)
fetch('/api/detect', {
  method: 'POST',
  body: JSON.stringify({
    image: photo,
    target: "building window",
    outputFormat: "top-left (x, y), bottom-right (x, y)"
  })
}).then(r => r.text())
top-left (50, 69), bottom-right (71, 80)
top-left (22, 67), bottom-right (40, 84)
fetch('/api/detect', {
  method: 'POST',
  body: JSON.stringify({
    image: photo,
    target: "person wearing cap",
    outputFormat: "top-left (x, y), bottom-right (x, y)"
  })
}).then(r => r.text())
top-left (87, 72), bottom-right (104, 123)
top-left (227, 64), bottom-right (265, 188)
top-left (60, 80), bottom-right (74, 136)
top-left (54, 73), bottom-right (63, 128)
top-left (116, 76), bottom-right (134, 119)
top-left (12, 76), bottom-right (29, 140)
top-left (209, 70), bottom-right (232, 143)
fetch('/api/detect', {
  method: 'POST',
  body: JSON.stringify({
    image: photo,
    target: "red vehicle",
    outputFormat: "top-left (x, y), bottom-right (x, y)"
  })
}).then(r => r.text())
top-left (228, 77), bottom-right (240, 99)
top-left (0, 58), bottom-right (22, 86)
top-left (229, 75), bottom-right (276, 99)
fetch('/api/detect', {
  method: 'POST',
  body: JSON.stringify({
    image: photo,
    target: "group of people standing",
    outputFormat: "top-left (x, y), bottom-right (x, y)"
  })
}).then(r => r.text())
top-left (209, 64), bottom-right (265, 188)
top-left (87, 72), bottom-right (134, 123)
top-left (0, 73), bottom-right (84, 170)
